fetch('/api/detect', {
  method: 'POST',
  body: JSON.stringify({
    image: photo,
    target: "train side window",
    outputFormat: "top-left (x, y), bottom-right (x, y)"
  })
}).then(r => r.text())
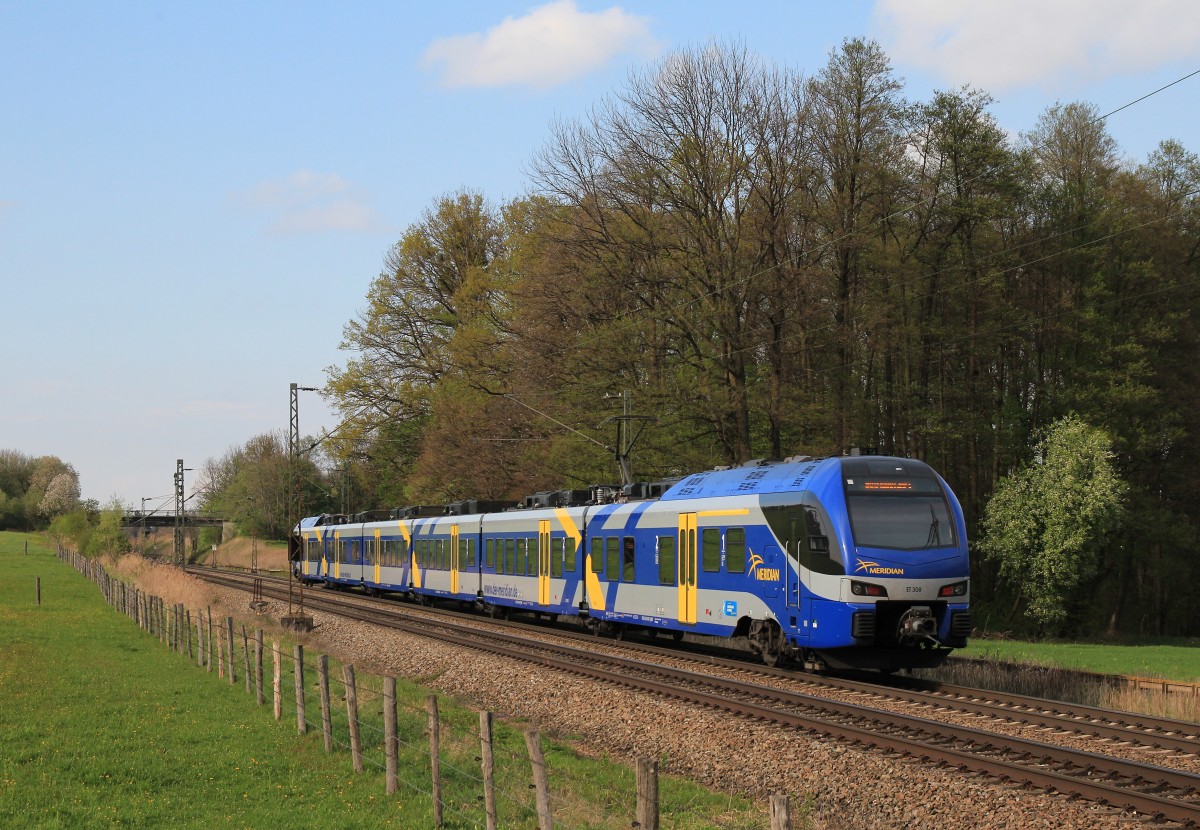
top-left (486, 539), bottom-right (496, 569)
top-left (701, 528), bottom-right (721, 572)
top-left (565, 539), bottom-right (577, 573)
top-left (622, 536), bottom-right (635, 582)
top-left (529, 535), bottom-right (539, 576)
top-left (726, 528), bottom-right (746, 574)
top-left (466, 539), bottom-right (476, 568)
top-left (591, 538), bottom-right (605, 578)
top-left (657, 536), bottom-right (676, 585)
top-left (605, 537), bottom-right (620, 582)
top-left (364, 539), bottom-right (374, 566)
top-left (516, 538), bottom-right (527, 576)
top-left (551, 538), bottom-right (564, 577)
top-left (505, 539), bottom-right (516, 575)
top-left (341, 540), bottom-right (351, 565)
top-left (805, 509), bottom-right (830, 556)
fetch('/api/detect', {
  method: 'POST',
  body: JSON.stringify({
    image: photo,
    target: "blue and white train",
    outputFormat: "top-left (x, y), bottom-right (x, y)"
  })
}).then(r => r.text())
top-left (290, 455), bottom-right (971, 671)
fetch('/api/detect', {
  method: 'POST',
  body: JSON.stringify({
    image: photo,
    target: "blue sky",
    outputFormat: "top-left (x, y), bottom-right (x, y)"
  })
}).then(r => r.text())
top-left (3, 1), bottom-right (1198, 507)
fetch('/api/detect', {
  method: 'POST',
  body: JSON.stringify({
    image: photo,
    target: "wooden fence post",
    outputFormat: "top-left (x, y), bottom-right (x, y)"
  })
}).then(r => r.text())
top-left (196, 611), bottom-right (204, 667)
top-left (294, 644), bottom-right (306, 735)
top-left (344, 665), bottom-right (363, 773)
top-left (427, 695), bottom-right (442, 827)
top-left (206, 607), bottom-right (214, 673)
top-left (770, 794), bottom-right (791, 830)
top-left (186, 609), bottom-right (192, 659)
top-left (216, 618), bottom-right (225, 679)
top-left (226, 617), bottom-right (236, 685)
top-left (318, 655), bottom-right (333, 753)
top-left (384, 677), bottom-right (398, 795)
top-left (255, 629), bottom-right (264, 706)
top-left (525, 730), bottom-right (553, 830)
top-left (272, 641), bottom-right (282, 721)
top-left (636, 757), bottom-right (659, 830)
top-left (480, 711), bottom-right (497, 830)
top-left (242, 626), bottom-right (251, 694)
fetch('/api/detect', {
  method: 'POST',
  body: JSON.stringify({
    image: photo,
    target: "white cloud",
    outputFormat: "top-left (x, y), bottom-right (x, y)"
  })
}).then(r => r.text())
top-left (422, 1), bottom-right (659, 90)
top-left (874, 0), bottom-right (1200, 92)
top-left (245, 170), bottom-right (350, 206)
top-left (273, 200), bottom-right (377, 234)
top-left (235, 170), bottom-right (382, 234)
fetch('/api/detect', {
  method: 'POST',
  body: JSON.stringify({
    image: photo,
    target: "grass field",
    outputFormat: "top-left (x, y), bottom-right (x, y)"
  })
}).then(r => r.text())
top-left (0, 532), bottom-right (771, 829)
top-left (958, 638), bottom-right (1200, 682)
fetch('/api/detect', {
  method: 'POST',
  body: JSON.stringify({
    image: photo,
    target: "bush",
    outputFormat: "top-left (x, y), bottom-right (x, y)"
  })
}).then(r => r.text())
top-left (47, 509), bottom-right (92, 552)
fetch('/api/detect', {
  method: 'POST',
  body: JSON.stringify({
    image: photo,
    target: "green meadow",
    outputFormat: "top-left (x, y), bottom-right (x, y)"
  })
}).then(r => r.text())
top-left (0, 532), bottom-right (770, 829)
top-left (958, 638), bottom-right (1200, 682)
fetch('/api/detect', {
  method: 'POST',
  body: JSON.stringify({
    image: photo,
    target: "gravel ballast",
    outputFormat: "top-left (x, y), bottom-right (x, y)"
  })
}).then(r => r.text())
top-left (201, 583), bottom-right (1150, 830)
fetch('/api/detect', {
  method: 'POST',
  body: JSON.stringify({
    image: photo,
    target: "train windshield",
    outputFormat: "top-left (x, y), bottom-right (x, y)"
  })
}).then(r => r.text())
top-left (843, 462), bottom-right (957, 551)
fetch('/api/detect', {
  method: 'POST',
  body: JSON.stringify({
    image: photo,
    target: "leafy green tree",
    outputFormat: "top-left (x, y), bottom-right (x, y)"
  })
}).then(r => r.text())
top-left (326, 189), bottom-right (512, 502)
top-left (981, 415), bottom-right (1126, 632)
top-left (199, 432), bottom-right (331, 540)
top-left (0, 450), bottom-right (37, 500)
top-left (83, 500), bottom-right (131, 557)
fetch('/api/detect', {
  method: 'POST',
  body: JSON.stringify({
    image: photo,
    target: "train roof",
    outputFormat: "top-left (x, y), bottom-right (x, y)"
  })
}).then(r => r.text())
top-left (658, 456), bottom-right (829, 501)
top-left (659, 455), bottom-right (942, 501)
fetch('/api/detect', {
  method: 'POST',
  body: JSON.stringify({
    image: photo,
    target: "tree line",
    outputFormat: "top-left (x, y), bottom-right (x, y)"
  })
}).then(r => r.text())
top-left (201, 39), bottom-right (1199, 640)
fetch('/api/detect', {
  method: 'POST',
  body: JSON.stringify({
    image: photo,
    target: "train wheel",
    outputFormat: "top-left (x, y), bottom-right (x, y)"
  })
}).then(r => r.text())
top-left (752, 620), bottom-right (784, 667)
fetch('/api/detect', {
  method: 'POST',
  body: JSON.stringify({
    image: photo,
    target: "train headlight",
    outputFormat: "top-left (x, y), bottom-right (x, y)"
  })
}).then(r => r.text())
top-left (850, 580), bottom-right (887, 597)
top-left (938, 580), bottom-right (968, 598)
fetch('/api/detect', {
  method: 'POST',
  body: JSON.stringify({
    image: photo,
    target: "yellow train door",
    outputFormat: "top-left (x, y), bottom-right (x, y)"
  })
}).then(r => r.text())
top-left (538, 520), bottom-right (551, 606)
top-left (677, 513), bottom-right (698, 624)
top-left (450, 525), bottom-right (460, 595)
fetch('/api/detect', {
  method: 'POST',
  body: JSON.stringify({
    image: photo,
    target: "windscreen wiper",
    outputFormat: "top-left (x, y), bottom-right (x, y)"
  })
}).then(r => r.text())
top-left (925, 503), bottom-right (941, 547)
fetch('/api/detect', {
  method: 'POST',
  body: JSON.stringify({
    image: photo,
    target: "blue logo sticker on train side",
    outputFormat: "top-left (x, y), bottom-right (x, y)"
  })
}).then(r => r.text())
top-left (724, 600), bottom-right (737, 616)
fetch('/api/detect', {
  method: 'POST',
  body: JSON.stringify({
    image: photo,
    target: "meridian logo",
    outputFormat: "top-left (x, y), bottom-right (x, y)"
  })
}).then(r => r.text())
top-left (748, 552), bottom-right (779, 582)
top-left (855, 558), bottom-right (904, 576)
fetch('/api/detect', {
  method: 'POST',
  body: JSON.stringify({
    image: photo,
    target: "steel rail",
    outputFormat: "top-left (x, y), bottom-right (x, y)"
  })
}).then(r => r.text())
top-left (196, 568), bottom-right (1200, 825)
top-left (202, 568), bottom-right (1199, 757)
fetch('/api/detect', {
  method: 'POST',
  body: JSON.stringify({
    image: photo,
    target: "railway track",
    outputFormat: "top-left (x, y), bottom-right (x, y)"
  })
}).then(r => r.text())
top-left (194, 568), bottom-right (1200, 826)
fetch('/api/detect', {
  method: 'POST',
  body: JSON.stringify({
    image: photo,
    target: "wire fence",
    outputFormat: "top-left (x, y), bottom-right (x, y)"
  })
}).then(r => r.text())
top-left (59, 549), bottom-right (792, 830)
